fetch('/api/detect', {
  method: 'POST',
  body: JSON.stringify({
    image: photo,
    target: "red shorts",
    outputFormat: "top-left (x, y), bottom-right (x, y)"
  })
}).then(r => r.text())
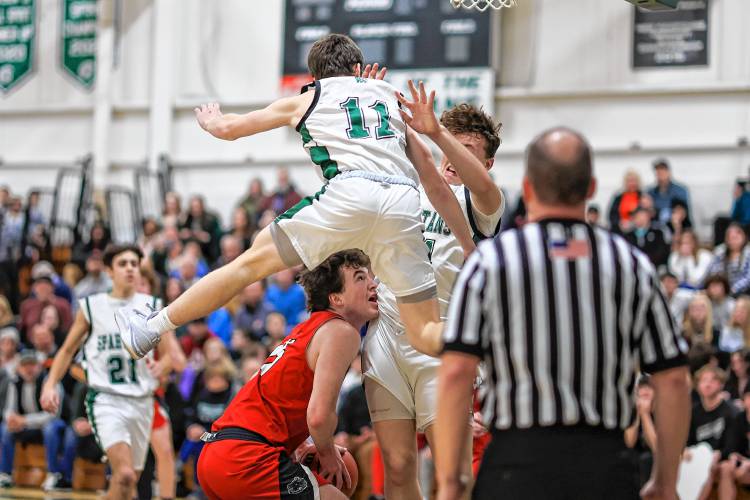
top-left (151, 400), bottom-right (169, 430)
top-left (197, 438), bottom-right (330, 499)
top-left (472, 432), bottom-right (492, 477)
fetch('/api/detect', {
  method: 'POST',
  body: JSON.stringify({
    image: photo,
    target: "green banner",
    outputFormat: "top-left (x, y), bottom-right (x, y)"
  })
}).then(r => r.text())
top-left (61, 0), bottom-right (96, 88)
top-left (0, 0), bottom-right (35, 93)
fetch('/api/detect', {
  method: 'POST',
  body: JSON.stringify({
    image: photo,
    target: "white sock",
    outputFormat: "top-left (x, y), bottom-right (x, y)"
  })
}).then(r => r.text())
top-left (146, 308), bottom-right (178, 334)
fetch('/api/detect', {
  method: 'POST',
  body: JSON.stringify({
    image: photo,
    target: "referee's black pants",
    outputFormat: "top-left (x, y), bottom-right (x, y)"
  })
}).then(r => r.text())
top-left (473, 426), bottom-right (639, 500)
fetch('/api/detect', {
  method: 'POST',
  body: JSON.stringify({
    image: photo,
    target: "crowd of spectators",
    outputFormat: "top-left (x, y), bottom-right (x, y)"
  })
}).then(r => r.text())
top-left (2, 158), bottom-right (750, 498)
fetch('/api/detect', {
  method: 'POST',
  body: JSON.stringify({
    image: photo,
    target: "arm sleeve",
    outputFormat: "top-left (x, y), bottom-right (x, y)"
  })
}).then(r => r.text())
top-left (442, 248), bottom-right (489, 358)
top-left (638, 274), bottom-right (688, 373)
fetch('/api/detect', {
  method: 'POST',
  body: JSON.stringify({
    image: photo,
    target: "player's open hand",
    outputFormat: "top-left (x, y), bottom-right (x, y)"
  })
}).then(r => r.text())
top-left (317, 446), bottom-right (352, 492)
top-left (195, 102), bottom-right (222, 131)
top-left (40, 384), bottom-right (60, 414)
top-left (355, 63), bottom-right (387, 80)
top-left (395, 80), bottom-right (440, 137)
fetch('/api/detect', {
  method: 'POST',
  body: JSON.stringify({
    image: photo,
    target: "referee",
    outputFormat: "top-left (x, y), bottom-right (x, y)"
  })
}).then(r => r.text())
top-left (434, 127), bottom-right (691, 500)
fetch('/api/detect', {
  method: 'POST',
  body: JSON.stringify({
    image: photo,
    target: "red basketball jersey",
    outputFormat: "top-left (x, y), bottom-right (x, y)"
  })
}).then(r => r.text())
top-left (212, 310), bottom-right (342, 455)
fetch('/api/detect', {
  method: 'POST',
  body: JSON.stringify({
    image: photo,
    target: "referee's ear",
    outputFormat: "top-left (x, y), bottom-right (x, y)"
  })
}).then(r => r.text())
top-left (586, 177), bottom-right (598, 200)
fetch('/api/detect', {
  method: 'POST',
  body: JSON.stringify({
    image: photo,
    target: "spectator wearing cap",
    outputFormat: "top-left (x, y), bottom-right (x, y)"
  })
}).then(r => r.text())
top-left (707, 223), bottom-right (750, 296)
top-left (607, 169), bottom-right (643, 233)
top-left (647, 158), bottom-right (691, 225)
top-left (19, 269), bottom-right (72, 343)
top-left (624, 205), bottom-right (670, 269)
top-left (72, 250), bottom-right (111, 303)
top-left (0, 327), bottom-right (19, 378)
top-left (30, 261), bottom-right (73, 305)
top-left (0, 350), bottom-right (66, 490)
top-left (585, 204), bottom-right (601, 226)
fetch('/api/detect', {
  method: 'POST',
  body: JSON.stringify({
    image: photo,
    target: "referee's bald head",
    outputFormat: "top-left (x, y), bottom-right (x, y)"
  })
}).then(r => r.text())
top-left (525, 127), bottom-right (594, 206)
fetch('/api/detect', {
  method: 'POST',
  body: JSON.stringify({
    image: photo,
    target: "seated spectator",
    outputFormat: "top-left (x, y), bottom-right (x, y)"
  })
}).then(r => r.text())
top-left (19, 269), bottom-right (72, 343)
top-left (165, 277), bottom-right (185, 305)
top-left (0, 196), bottom-right (25, 264)
top-left (186, 339), bottom-right (234, 417)
top-left (180, 318), bottom-right (216, 359)
top-left (178, 361), bottom-right (236, 497)
top-left (207, 306), bottom-right (234, 349)
top-left (266, 269), bottom-right (307, 330)
top-left (224, 208), bottom-right (254, 252)
top-left (213, 234), bottom-right (243, 270)
top-left (31, 261), bottom-right (73, 305)
top-left (707, 223), bottom-right (750, 296)
top-left (183, 240), bottom-right (210, 278)
top-left (624, 206), bottom-right (670, 269)
top-left (661, 272), bottom-right (694, 325)
top-left (667, 199), bottom-right (692, 248)
top-left (0, 327), bottom-right (19, 377)
top-left (682, 293), bottom-right (720, 350)
top-left (0, 351), bottom-right (66, 490)
top-left (28, 324), bottom-right (57, 366)
top-left (263, 312), bottom-right (288, 351)
top-left (81, 221), bottom-right (111, 257)
top-left (73, 250), bottom-right (111, 303)
top-left (725, 350), bottom-right (750, 402)
top-left (162, 191), bottom-right (183, 229)
top-left (586, 204), bottom-right (600, 226)
top-left (719, 297), bottom-right (750, 356)
top-left (668, 229), bottom-right (713, 289)
top-left (0, 295), bottom-right (14, 329)
top-left (608, 170), bottom-right (643, 233)
top-left (260, 168), bottom-right (302, 216)
top-left (234, 281), bottom-right (274, 342)
top-left (647, 158), bottom-right (691, 225)
top-left (705, 274), bottom-right (736, 331)
top-left (686, 366), bottom-right (745, 500)
top-left (237, 178), bottom-right (265, 227)
top-left (179, 195), bottom-right (222, 264)
top-left (625, 374), bottom-right (656, 487)
top-left (238, 355), bottom-right (262, 384)
top-left (137, 217), bottom-right (161, 259)
top-left (172, 254), bottom-right (201, 290)
top-left (731, 180), bottom-right (750, 226)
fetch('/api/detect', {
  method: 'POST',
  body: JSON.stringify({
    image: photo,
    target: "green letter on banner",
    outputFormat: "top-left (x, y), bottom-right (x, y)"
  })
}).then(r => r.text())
top-left (61, 0), bottom-right (96, 88)
top-left (0, 0), bottom-right (36, 93)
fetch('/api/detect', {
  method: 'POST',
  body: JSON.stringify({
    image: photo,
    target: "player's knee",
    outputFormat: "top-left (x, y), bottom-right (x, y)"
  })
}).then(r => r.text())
top-left (115, 467), bottom-right (137, 488)
top-left (382, 447), bottom-right (417, 484)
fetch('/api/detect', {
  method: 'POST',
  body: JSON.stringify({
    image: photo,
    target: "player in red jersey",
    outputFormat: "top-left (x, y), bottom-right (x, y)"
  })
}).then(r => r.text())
top-left (197, 249), bottom-right (378, 499)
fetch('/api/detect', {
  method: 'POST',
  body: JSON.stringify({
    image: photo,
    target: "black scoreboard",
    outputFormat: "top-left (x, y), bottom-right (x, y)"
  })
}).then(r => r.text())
top-left (282, 0), bottom-right (491, 85)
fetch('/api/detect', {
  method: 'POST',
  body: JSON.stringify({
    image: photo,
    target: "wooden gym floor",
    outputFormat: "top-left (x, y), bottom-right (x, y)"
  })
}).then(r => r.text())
top-left (0, 488), bottom-right (101, 499)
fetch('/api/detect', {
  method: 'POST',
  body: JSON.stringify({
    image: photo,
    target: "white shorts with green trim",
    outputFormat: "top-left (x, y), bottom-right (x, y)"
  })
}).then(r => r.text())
top-left (274, 173), bottom-right (436, 299)
top-left (362, 310), bottom-right (440, 432)
top-left (85, 390), bottom-right (154, 470)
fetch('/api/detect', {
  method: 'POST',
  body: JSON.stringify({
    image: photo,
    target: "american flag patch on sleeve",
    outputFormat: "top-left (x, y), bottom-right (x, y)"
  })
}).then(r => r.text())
top-left (548, 238), bottom-right (591, 259)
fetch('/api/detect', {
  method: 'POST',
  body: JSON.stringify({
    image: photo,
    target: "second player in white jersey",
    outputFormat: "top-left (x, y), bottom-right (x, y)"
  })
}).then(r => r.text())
top-left (80, 292), bottom-right (160, 398)
top-left (362, 103), bottom-right (504, 499)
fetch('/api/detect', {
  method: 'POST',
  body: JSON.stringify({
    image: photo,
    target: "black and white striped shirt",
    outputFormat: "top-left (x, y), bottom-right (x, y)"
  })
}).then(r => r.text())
top-left (443, 218), bottom-right (688, 431)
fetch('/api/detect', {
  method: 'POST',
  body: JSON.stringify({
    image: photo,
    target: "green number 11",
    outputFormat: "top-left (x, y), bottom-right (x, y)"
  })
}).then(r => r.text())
top-left (340, 98), bottom-right (396, 140)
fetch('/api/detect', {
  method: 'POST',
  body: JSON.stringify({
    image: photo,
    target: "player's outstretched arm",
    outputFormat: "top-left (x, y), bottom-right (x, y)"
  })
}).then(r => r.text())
top-left (40, 309), bottom-right (89, 413)
top-left (195, 91), bottom-right (315, 141)
top-left (407, 127), bottom-right (476, 257)
top-left (306, 320), bottom-right (360, 491)
top-left (397, 80), bottom-right (502, 215)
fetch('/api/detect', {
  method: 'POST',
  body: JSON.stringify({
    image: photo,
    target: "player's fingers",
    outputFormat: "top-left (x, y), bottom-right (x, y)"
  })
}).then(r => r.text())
top-left (194, 107), bottom-right (200, 114)
top-left (419, 81), bottom-right (427, 102)
top-left (343, 464), bottom-right (352, 490)
top-left (354, 63), bottom-right (361, 76)
top-left (376, 66), bottom-right (387, 80)
top-left (407, 79), bottom-right (419, 101)
top-left (362, 64), bottom-right (371, 77)
top-left (428, 90), bottom-right (436, 108)
top-left (398, 109), bottom-right (413, 126)
top-left (370, 63), bottom-right (379, 78)
top-left (394, 91), bottom-right (414, 110)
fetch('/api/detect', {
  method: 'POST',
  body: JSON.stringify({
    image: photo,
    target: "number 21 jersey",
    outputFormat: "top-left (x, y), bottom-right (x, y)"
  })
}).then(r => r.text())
top-left (297, 76), bottom-right (417, 185)
top-left (80, 292), bottom-right (159, 398)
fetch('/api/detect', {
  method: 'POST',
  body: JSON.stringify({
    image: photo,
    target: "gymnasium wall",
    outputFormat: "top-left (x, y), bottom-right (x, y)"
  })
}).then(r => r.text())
top-left (1, 0), bottom-right (748, 240)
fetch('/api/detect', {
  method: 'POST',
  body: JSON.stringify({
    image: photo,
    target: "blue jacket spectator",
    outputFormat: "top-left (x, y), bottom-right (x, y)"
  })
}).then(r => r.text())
top-left (265, 269), bottom-right (307, 330)
top-left (207, 308), bottom-right (234, 347)
top-left (731, 182), bottom-right (750, 226)
top-left (647, 159), bottom-right (691, 224)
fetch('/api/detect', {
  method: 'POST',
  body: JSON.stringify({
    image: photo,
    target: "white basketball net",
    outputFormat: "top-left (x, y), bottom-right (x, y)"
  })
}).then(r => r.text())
top-left (450, 0), bottom-right (517, 11)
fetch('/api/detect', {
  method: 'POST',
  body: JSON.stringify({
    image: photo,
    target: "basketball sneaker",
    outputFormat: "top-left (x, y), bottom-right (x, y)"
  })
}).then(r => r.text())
top-left (0, 472), bottom-right (12, 488)
top-left (42, 472), bottom-right (70, 491)
top-left (115, 305), bottom-right (161, 359)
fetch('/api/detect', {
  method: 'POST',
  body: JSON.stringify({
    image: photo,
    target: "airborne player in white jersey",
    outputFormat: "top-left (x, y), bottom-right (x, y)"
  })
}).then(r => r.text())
top-left (363, 104), bottom-right (504, 499)
top-left (40, 245), bottom-right (176, 500)
top-left (115, 34), bottom-right (482, 361)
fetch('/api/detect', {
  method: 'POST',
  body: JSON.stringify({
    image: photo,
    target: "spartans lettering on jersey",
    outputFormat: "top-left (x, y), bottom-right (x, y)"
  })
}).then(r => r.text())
top-left (96, 333), bottom-right (123, 352)
top-left (422, 209), bottom-right (452, 236)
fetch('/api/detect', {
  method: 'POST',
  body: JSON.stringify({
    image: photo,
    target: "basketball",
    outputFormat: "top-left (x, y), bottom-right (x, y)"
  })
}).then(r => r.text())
top-left (302, 447), bottom-right (359, 497)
